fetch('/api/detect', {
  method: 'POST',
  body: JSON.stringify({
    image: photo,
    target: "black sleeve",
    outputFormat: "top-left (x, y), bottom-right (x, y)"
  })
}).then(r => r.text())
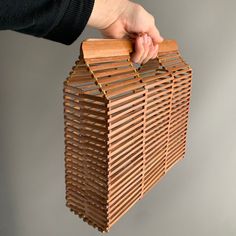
top-left (0, 0), bottom-right (95, 45)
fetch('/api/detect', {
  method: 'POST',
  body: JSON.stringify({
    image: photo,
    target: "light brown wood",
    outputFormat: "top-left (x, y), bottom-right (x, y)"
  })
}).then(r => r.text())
top-left (82, 39), bottom-right (178, 59)
top-left (64, 38), bottom-right (192, 232)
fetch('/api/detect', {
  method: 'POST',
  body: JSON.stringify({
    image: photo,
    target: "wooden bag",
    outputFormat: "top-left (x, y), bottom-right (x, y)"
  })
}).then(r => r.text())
top-left (63, 39), bottom-right (192, 232)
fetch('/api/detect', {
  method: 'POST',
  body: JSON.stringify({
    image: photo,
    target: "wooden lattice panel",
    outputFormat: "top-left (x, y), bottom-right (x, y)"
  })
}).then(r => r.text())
top-left (63, 39), bottom-right (192, 232)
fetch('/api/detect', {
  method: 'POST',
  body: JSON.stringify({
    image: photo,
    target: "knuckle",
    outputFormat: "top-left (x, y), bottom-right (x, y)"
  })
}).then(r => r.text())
top-left (150, 15), bottom-right (155, 24)
top-left (134, 3), bottom-right (144, 12)
top-left (134, 3), bottom-right (145, 18)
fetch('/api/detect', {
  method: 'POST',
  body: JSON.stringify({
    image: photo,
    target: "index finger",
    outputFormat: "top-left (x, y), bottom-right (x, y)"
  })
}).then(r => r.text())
top-left (148, 25), bottom-right (164, 45)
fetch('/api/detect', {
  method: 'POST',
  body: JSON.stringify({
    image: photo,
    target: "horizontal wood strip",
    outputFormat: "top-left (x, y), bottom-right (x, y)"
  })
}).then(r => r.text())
top-left (89, 61), bottom-right (131, 71)
top-left (97, 71), bottom-right (138, 84)
top-left (106, 82), bottom-right (144, 98)
top-left (109, 145), bottom-right (143, 169)
top-left (64, 38), bottom-right (192, 232)
top-left (108, 90), bottom-right (145, 107)
top-left (94, 67), bottom-right (134, 78)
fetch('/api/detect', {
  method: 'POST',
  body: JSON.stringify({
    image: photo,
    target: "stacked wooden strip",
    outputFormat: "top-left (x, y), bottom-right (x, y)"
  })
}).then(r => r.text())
top-left (64, 78), bottom-right (109, 231)
top-left (63, 39), bottom-right (192, 232)
top-left (139, 61), bottom-right (173, 194)
top-left (85, 55), bottom-right (146, 228)
top-left (158, 51), bottom-right (192, 170)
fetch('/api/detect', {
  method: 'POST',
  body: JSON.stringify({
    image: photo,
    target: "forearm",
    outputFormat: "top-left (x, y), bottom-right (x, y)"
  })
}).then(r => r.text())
top-left (0, 0), bottom-right (94, 44)
top-left (88, 0), bottom-right (131, 29)
top-left (0, 0), bottom-right (163, 64)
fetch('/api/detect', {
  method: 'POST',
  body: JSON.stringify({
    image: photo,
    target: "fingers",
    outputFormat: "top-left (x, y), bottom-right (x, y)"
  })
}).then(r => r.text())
top-left (148, 24), bottom-right (164, 45)
top-left (151, 44), bottom-right (159, 59)
top-left (131, 36), bottom-right (144, 64)
top-left (142, 37), bottom-right (156, 64)
top-left (131, 34), bottom-right (158, 64)
top-left (139, 34), bottom-right (151, 63)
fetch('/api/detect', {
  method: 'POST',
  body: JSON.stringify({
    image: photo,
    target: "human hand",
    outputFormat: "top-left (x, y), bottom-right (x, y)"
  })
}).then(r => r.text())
top-left (88, 0), bottom-right (163, 64)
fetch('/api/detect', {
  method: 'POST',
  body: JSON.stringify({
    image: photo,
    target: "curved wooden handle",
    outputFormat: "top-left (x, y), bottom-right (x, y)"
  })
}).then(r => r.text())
top-left (82, 39), bottom-right (178, 59)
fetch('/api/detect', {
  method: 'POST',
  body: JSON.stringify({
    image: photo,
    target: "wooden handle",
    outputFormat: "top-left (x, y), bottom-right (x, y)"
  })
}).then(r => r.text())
top-left (82, 38), bottom-right (178, 59)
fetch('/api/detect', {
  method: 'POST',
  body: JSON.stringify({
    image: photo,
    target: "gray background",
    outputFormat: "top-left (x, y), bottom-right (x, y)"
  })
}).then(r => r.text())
top-left (0, 0), bottom-right (236, 235)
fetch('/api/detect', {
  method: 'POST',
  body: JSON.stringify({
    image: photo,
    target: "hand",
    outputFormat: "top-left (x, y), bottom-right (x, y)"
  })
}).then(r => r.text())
top-left (88, 0), bottom-right (164, 64)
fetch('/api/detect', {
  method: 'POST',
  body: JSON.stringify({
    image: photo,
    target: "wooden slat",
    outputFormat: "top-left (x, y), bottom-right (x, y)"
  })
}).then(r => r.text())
top-left (82, 39), bottom-right (178, 59)
top-left (64, 38), bottom-right (192, 232)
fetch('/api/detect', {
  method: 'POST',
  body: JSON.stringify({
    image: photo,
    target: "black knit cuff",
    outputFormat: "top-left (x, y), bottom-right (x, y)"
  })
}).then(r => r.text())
top-left (45, 0), bottom-right (95, 45)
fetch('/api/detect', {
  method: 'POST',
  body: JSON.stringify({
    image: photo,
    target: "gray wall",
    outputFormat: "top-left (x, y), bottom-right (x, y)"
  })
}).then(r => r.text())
top-left (0, 0), bottom-right (236, 235)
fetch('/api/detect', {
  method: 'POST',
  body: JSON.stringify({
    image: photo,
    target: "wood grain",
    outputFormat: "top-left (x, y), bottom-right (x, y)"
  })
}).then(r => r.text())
top-left (64, 38), bottom-right (192, 232)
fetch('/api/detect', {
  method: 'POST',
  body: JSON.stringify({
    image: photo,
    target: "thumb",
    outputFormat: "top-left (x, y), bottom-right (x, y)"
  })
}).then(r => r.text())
top-left (148, 25), bottom-right (164, 45)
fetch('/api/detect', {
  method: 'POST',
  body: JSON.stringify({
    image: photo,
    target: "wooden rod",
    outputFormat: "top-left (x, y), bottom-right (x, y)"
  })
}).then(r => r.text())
top-left (82, 39), bottom-right (178, 59)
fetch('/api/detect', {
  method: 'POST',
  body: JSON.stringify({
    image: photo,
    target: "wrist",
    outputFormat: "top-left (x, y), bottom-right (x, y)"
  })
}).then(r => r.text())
top-left (88, 0), bottom-right (131, 29)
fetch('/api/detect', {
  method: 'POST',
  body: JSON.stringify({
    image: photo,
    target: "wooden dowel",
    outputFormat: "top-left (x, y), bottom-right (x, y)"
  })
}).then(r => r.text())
top-left (82, 39), bottom-right (178, 59)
